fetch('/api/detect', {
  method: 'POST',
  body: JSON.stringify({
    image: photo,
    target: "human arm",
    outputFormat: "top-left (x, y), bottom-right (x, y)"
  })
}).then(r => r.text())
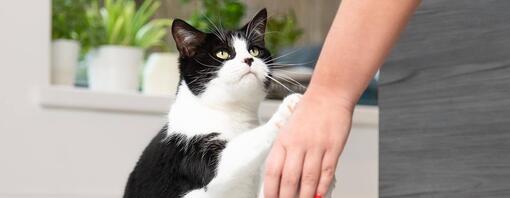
top-left (263, 0), bottom-right (421, 198)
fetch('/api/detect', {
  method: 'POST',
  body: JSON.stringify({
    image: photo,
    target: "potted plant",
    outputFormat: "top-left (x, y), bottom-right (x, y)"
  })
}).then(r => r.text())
top-left (87, 0), bottom-right (172, 92)
top-left (142, 51), bottom-right (180, 96)
top-left (51, 0), bottom-right (88, 86)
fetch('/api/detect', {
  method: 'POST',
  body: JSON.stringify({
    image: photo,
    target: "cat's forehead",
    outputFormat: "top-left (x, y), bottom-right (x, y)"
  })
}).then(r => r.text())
top-left (203, 29), bottom-right (265, 53)
top-left (208, 30), bottom-right (255, 46)
top-left (219, 31), bottom-right (247, 44)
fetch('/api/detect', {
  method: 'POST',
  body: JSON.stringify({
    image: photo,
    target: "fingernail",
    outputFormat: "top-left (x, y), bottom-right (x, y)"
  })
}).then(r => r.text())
top-left (314, 195), bottom-right (322, 198)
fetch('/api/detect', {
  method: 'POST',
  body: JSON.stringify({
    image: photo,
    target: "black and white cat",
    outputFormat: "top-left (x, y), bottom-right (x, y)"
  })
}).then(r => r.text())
top-left (123, 9), bottom-right (302, 198)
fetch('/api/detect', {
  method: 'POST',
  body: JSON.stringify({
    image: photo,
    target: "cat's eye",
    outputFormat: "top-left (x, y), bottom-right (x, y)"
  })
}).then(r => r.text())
top-left (249, 48), bottom-right (260, 57)
top-left (215, 50), bottom-right (230, 60)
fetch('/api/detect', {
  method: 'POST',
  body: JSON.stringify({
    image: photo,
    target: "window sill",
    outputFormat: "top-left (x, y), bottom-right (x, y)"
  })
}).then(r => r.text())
top-left (36, 86), bottom-right (378, 126)
top-left (37, 86), bottom-right (172, 114)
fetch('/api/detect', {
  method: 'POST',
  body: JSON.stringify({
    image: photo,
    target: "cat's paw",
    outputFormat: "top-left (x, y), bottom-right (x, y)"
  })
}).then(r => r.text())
top-left (281, 93), bottom-right (302, 113)
top-left (268, 93), bottom-right (302, 129)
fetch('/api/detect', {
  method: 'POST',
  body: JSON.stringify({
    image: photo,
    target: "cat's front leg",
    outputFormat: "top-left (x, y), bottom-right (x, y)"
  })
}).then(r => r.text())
top-left (212, 93), bottom-right (303, 179)
top-left (266, 93), bottom-right (303, 132)
top-left (184, 94), bottom-right (302, 198)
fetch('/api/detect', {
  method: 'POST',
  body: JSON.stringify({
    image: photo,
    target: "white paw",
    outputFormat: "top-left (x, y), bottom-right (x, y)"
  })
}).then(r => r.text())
top-left (282, 93), bottom-right (302, 111)
top-left (269, 93), bottom-right (303, 128)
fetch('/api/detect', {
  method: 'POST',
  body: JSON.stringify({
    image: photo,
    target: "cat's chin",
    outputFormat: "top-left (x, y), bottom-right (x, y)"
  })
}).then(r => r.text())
top-left (237, 77), bottom-right (266, 92)
top-left (239, 69), bottom-right (269, 84)
top-left (218, 73), bottom-right (263, 87)
top-left (239, 72), bottom-right (259, 83)
top-left (240, 71), bottom-right (256, 79)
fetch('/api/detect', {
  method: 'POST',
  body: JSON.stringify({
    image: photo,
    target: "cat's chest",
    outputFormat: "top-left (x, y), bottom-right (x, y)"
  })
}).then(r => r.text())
top-left (168, 105), bottom-right (259, 140)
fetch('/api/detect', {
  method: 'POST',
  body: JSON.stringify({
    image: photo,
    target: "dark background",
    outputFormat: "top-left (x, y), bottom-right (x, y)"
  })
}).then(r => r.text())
top-left (380, 0), bottom-right (510, 197)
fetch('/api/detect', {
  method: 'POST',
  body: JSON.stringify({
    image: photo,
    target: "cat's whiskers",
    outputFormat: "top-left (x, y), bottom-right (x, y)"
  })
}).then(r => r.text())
top-left (265, 75), bottom-right (294, 93)
top-left (197, 69), bottom-right (218, 75)
top-left (204, 15), bottom-right (227, 42)
top-left (246, 15), bottom-right (273, 41)
top-left (267, 61), bottom-right (314, 67)
top-left (187, 74), bottom-right (203, 85)
top-left (244, 16), bottom-right (257, 39)
top-left (205, 22), bottom-right (223, 42)
top-left (263, 48), bottom-right (301, 63)
top-left (208, 54), bottom-right (224, 64)
top-left (248, 20), bottom-right (266, 41)
top-left (194, 58), bottom-right (221, 68)
top-left (269, 66), bottom-right (312, 70)
top-left (267, 63), bottom-right (314, 70)
top-left (271, 68), bottom-right (309, 74)
top-left (250, 31), bottom-right (280, 42)
top-left (272, 72), bottom-right (307, 89)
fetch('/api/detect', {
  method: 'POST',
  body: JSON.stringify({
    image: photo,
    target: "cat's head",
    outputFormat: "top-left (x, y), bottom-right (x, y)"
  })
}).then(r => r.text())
top-left (172, 9), bottom-right (272, 104)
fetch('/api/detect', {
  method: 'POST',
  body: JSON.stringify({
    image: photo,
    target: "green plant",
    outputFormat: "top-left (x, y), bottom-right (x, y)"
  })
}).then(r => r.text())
top-left (180, 0), bottom-right (246, 31)
top-left (95, 0), bottom-right (172, 49)
top-left (179, 0), bottom-right (303, 54)
top-left (81, 1), bottom-right (105, 53)
top-left (51, 0), bottom-right (89, 40)
top-left (266, 11), bottom-right (303, 54)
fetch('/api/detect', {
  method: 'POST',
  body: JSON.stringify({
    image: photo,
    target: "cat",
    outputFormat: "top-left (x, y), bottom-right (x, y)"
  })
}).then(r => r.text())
top-left (123, 9), bottom-right (302, 198)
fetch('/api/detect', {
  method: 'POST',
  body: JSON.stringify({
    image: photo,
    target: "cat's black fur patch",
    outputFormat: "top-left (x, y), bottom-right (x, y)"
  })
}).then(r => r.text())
top-left (123, 125), bottom-right (226, 198)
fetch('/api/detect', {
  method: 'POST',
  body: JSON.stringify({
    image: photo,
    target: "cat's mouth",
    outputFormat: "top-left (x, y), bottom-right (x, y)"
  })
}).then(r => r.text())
top-left (239, 71), bottom-right (260, 81)
top-left (241, 71), bottom-right (256, 77)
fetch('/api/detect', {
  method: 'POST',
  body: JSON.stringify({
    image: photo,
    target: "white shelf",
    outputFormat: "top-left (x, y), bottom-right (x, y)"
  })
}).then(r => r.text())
top-left (36, 86), bottom-right (378, 126)
top-left (36, 86), bottom-right (172, 114)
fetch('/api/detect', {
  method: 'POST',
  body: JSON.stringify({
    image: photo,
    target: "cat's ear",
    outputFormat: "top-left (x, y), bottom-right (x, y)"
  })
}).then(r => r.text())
top-left (241, 8), bottom-right (268, 43)
top-left (172, 19), bottom-right (206, 57)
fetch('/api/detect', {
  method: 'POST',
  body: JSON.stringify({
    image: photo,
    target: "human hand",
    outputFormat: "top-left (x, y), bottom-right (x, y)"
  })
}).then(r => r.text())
top-left (264, 90), bottom-right (354, 198)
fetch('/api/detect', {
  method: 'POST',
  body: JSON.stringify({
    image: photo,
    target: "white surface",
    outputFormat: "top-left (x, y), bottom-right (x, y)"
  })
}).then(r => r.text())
top-left (142, 53), bottom-right (180, 96)
top-left (0, 1), bottom-right (378, 197)
top-left (37, 86), bottom-right (378, 126)
top-left (37, 86), bottom-right (171, 114)
top-left (51, 39), bottom-right (80, 86)
top-left (88, 45), bottom-right (143, 92)
top-left (333, 122), bottom-right (379, 198)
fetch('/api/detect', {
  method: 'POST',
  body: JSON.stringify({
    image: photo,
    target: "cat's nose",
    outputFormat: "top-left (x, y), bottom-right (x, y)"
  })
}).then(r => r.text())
top-left (244, 58), bottom-right (254, 66)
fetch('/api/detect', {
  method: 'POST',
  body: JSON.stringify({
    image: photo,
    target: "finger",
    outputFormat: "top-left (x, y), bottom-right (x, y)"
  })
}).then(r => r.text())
top-left (264, 143), bottom-right (286, 198)
top-left (279, 149), bottom-right (305, 198)
top-left (316, 150), bottom-right (341, 196)
top-left (299, 149), bottom-right (325, 198)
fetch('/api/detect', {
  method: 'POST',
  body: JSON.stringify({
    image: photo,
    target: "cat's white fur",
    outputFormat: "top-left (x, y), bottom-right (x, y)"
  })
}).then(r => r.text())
top-left (167, 36), bottom-right (302, 197)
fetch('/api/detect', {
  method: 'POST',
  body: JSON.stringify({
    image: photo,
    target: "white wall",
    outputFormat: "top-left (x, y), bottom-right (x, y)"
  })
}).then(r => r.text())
top-left (0, 1), bottom-right (377, 197)
top-left (0, 1), bottom-right (165, 197)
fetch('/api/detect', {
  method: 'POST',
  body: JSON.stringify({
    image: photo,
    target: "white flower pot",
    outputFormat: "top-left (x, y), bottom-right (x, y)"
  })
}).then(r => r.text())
top-left (142, 52), bottom-right (180, 96)
top-left (51, 39), bottom-right (80, 86)
top-left (88, 45), bottom-right (144, 92)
